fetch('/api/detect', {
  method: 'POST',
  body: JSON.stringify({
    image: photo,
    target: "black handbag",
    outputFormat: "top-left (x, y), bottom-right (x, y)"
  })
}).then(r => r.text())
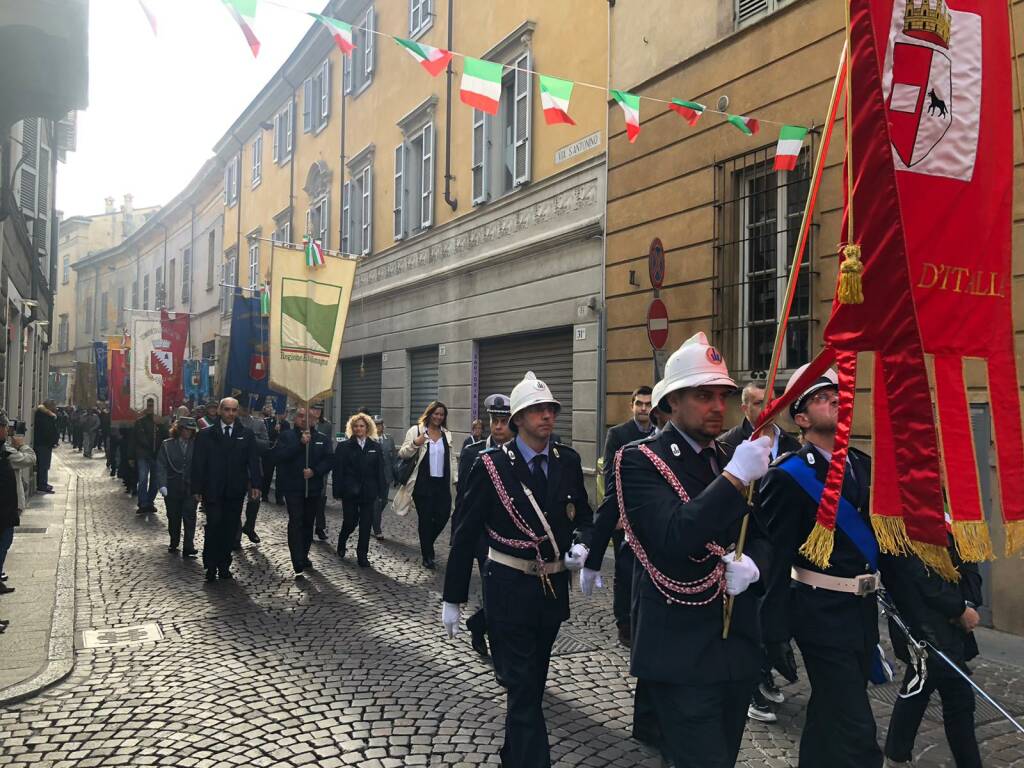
top-left (394, 427), bottom-right (420, 486)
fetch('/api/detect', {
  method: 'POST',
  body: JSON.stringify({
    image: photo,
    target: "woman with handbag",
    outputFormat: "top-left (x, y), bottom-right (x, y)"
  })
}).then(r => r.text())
top-left (334, 413), bottom-right (388, 568)
top-left (396, 401), bottom-right (457, 569)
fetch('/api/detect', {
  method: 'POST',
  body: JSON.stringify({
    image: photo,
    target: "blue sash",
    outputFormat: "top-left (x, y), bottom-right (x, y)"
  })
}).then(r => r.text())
top-left (777, 455), bottom-right (879, 571)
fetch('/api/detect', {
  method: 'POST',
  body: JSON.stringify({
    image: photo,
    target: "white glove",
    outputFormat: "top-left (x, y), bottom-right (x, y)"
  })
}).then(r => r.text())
top-left (723, 436), bottom-right (773, 486)
top-left (159, 487), bottom-right (168, 497)
top-left (580, 567), bottom-right (604, 596)
top-left (441, 602), bottom-right (461, 638)
top-left (721, 551), bottom-right (760, 596)
top-left (563, 543), bottom-right (589, 572)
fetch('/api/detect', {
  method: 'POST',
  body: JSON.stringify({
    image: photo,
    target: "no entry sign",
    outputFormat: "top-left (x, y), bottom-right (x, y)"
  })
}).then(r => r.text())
top-left (647, 299), bottom-right (669, 349)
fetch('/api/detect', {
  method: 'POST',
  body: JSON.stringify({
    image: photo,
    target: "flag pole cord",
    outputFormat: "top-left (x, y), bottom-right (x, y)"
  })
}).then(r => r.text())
top-left (1009, 0), bottom-right (1024, 165)
top-left (843, 0), bottom-right (855, 241)
top-left (723, 43), bottom-right (848, 640)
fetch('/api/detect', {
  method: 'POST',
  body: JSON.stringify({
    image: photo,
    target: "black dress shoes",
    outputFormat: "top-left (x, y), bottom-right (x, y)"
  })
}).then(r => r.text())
top-left (168, 545), bottom-right (178, 553)
top-left (357, 557), bottom-right (371, 568)
top-left (218, 569), bottom-right (233, 580)
top-left (242, 527), bottom-right (260, 543)
top-left (423, 558), bottom-right (436, 570)
top-left (205, 569), bottom-right (217, 582)
top-left (471, 628), bottom-right (489, 658)
top-left (0, 583), bottom-right (15, 595)
top-left (315, 528), bottom-right (328, 541)
top-left (182, 549), bottom-right (198, 559)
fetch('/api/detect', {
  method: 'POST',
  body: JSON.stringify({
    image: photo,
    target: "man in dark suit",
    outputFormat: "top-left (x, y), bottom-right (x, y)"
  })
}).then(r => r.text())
top-left (442, 372), bottom-right (593, 768)
top-left (191, 397), bottom-right (262, 582)
top-left (616, 332), bottom-right (772, 767)
top-left (758, 365), bottom-right (885, 768)
top-left (310, 402), bottom-right (333, 540)
top-left (599, 385), bottom-right (653, 647)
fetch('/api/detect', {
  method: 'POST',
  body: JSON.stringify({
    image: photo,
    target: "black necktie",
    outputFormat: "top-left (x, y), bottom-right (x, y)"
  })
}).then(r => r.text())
top-left (700, 447), bottom-right (718, 476)
top-left (531, 455), bottom-right (548, 500)
top-left (224, 425), bottom-right (231, 439)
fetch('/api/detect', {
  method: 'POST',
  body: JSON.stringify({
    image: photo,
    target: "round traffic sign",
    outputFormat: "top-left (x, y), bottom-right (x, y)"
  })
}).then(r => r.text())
top-left (647, 299), bottom-right (669, 350)
top-left (649, 238), bottom-right (666, 289)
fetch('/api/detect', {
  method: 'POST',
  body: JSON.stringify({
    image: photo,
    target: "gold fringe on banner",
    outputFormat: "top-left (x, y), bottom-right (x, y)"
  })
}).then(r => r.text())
top-left (871, 514), bottom-right (913, 555)
top-left (952, 519), bottom-right (995, 563)
top-left (837, 243), bottom-right (864, 304)
top-left (1005, 519), bottom-right (1024, 557)
top-left (911, 541), bottom-right (960, 582)
top-left (798, 522), bottom-right (835, 569)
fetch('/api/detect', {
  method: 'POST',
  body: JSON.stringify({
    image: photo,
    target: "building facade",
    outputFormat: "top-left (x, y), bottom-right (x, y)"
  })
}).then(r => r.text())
top-left (605, 0), bottom-right (1024, 633)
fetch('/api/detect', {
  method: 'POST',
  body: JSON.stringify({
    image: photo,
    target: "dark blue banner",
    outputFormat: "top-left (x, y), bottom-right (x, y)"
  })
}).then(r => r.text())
top-left (93, 341), bottom-right (109, 403)
top-left (183, 359), bottom-right (212, 404)
top-left (224, 291), bottom-right (287, 412)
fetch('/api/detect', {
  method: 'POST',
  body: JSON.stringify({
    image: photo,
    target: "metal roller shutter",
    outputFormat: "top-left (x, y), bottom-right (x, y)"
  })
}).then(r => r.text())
top-left (409, 346), bottom-right (439, 422)
top-left (340, 354), bottom-right (382, 427)
top-left (477, 328), bottom-right (574, 446)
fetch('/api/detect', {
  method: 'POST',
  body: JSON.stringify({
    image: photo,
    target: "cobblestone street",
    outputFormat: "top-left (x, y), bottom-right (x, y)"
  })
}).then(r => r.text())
top-left (0, 446), bottom-right (1022, 767)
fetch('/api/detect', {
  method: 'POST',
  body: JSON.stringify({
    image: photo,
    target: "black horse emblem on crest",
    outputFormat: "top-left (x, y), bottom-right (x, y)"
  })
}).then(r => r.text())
top-left (927, 89), bottom-right (948, 118)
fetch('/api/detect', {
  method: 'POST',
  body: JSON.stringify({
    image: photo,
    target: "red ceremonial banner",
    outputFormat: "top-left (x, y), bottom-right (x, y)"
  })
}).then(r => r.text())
top-left (109, 348), bottom-right (133, 424)
top-left (158, 310), bottom-right (189, 415)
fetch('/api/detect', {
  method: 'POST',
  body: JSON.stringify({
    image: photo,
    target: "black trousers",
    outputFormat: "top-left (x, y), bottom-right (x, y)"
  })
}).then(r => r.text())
top-left (611, 530), bottom-right (633, 627)
top-left (260, 455), bottom-right (276, 499)
top-left (238, 495), bottom-right (261, 543)
top-left (202, 496), bottom-right (244, 573)
top-left (166, 495), bottom-right (197, 551)
top-left (413, 477), bottom-right (450, 562)
top-left (644, 678), bottom-right (755, 767)
top-left (885, 663), bottom-right (981, 767)
top-left (314, 493), bottom-right (328, 533)
top-left (35, 445), bottom-right (52, 490)
top-left (285, 494), bottom-right (318, 570)
top-left (797, 640), bottom-right (883, 768)
top-left (465, 554), bottom-right (489, 637)
top-left (338, 499), bottom-right (374, 559)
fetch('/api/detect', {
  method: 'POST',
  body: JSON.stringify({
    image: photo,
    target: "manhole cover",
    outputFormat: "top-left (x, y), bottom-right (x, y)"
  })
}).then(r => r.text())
top-left (869, 681), bottom-right (1010, 725)
top-left (17, 528), bottom-right (47, 534)
top-left (551, 629), bottom-right (599, 656)
top-left (80, 622), bottom-right (163, 649)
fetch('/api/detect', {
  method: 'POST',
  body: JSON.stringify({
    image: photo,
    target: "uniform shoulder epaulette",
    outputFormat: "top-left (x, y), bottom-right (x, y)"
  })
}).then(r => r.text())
top-left (551, 441), bottom-right (579, 458)
top-left (770, 450), bottom-right (799, 468)
top-left (480, 444), bottom-right (501, 455)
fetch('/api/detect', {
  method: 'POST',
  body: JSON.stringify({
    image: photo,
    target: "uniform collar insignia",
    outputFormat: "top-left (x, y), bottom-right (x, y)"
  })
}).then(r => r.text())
top-left (552, 446), bottom-right (560, 459)
top-left (670, 443), bottom-right (681, 457)
top-left (807, 452), bottom-right (815, 465)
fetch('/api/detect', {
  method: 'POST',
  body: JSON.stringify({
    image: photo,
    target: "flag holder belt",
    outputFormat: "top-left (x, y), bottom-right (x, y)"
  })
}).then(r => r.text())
top-left (792, 566), bottom-right (880, 596)
top-left (488, 548), bottom-right (566, 576)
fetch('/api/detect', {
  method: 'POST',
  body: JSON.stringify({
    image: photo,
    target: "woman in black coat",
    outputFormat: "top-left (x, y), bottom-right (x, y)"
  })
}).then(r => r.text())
top-left (334, 413), bottom-right (388, 568)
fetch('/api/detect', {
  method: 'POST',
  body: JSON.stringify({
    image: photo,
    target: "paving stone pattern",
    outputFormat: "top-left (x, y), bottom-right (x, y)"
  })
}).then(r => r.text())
top-left (1, 446), bottom-right (1022, 767)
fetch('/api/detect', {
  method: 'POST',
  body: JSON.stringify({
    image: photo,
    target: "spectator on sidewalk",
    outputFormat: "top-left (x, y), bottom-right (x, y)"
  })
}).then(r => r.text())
top-left (371, 415), bottom-right (397, 538)
top-left (461, 420), bottom-right (484, 456)
top-left (334, 413), bottom-right (388, 568)
top-left (156, 417), bottom-right (199, 558)
top-left (0, 412), bottom-right (38, 604)
top-left (32, 400), bottom-right (59, 494)
top-left (133, 400), bottom-right (168, 514)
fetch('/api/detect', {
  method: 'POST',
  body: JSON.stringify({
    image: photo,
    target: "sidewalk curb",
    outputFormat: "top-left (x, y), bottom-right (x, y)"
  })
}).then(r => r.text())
top-left (0, 467), bottom-right (78, 706)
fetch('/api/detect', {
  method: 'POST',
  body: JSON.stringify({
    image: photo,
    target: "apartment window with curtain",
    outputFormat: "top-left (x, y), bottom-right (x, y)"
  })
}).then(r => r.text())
top-left (273, 101), bottom-right (294, 165)
top-left (394, 113), bottom-right (434, 241)
top-left (207, 231), bottom-right (216, 290)
top-left (248, 239), bottom-right (260, 291)
top-left (472, 48), bottom-right (531, 205)
top-left (182, 247), bottom-right (191, 303)
top-left (251, 134), bottom-right (262, 187)
top-left (409, 0), bottom-right (432, 37)
top-left (342, 163), bottom-right (372, 256)
top-left (342, 7), bottom-right (375, 96)
top-left (221, 249), bottom-right (237, 315)
top-left (303, 59), bottom-right (331, 134)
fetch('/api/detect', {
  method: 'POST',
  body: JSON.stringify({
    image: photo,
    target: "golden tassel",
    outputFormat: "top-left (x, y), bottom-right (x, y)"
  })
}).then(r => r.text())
top-left (871, 514), bottom-right (913, 556)
top-left (912, 540), bottom-right (960, 582)
top-left (837, 243), bottom-right (865, 304)
top-left (799, 522), bottom-right (835, 569)
top-left (1004, 519), bottom-right (1024, 557)
top-left (952, 520), bottom-right (995, 563)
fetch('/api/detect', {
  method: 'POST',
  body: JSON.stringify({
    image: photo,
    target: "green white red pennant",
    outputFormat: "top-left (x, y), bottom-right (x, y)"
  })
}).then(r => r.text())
top-left (773, 125), bottom-right (809, 171)
top-left (395, 37), bottom-right (452, 76)
top-left (259, 283), bottom-right (271, 316)
top-left (611, 90), bottom-right (641, 143)
top-left (222, 0), bottom-right (260, 58)
top-left (539, 75), bottom-right (575, 126)
top-left (727, 114), bottom-right (760, 136)
top-left (669, 99), bottom-right (705, 127)
top-left (309, 13), bottom-right (354, 54)
top-left (304, 236), bottom-right (325, 268)
top-left (460, 57), bottom-right (503, 115)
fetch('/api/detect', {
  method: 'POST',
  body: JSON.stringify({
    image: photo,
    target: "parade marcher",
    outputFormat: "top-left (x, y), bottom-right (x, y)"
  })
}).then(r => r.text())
top-left (97, 404), bottom-right (111, 453)
top-left (309, 403), bottom-right (333, 540)
top-left (452, 393), bottom-right (513, 658)
top-left (611, 333), bottom-right (772, 767)
top-left (71, 408), bottom-right (83, 451)
top-left (601, 385), bottom-right (654, 648)
top-left (719, 380), bottom-right (801, 723)
top-left (32, 400), bottom-right (58, 494)
top-left (259, 401), bottom-right (287, 507)
top-left (81, 407), bottom-right (100, 458)
top-left (882, 534), bottom-right (983, 767)
top-left (197, 401), bottom-right (219, 430)
top-left (106, 423), bottom-right (122, 478)
top-left (758, 365), bottom-right (886, 768)
top-left (371, 415), bottom-right (397, 538)
top-left (397, 401), bottom-right (458, 570)
top-left (333, 413), bottom-right (388, 568)
top-left (132, 400), bottom-right (168, 514)
top-left (155, 417), bottom-right (199, 558)
top-left (442, 372), bottom-right (593, 768)
top-left (461, 419), bottom-right (484, 456)
top-left (56, 407), bottom-right (69, 443)
top-left (0, 413), bottom-right (37, 604)
top-left (272, 406), bottom-right (333, 576)
top-left (119, 424), bottom-right (137, 495)
top-left (191, 398), bottom-right (262, 582)
top-left (235, 403), bottom-right (270, 547)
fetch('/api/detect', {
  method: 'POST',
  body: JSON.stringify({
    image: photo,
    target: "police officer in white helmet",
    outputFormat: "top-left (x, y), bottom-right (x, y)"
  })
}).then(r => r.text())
top-left (442, 371), bottom-right (593, 768)
top-left (615, 332), bottom-right (773, 767)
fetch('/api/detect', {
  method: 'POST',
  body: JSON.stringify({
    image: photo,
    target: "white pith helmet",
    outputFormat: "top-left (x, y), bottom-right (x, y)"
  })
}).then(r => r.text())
top-left (653, 332), bottom-right (736, 411)
top-left (509, 371), bottom-right (561, 422)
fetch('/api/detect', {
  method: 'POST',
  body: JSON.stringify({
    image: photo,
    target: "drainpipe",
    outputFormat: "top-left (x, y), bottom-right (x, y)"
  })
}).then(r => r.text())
top-left (443, 0), bottom-right (457, 211)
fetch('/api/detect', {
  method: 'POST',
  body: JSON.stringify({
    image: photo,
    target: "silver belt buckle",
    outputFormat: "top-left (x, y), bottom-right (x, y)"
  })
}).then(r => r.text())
top-left (525, 560), bottom-right (541, 576)
top-left (855, 574), bottom-right (878, 596)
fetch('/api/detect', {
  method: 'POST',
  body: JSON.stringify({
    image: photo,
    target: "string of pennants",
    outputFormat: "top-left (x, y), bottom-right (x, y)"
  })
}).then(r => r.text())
top-left (137, 0), bottom-right (811, 171)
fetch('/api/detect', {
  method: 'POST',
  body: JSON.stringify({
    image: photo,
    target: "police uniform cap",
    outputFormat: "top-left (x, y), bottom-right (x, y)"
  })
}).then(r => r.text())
top-left (483, 393), bottom-right (511, 416)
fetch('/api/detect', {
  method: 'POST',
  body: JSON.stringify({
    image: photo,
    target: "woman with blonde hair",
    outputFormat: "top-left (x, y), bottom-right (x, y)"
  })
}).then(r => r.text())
top-left (395, 401), bottom-right (457, 569)
top-left (333, 412), bottom-right (388, 568)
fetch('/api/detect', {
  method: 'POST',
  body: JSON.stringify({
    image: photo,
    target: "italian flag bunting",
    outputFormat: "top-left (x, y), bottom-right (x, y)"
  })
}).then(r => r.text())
top-left (611, 90), bottom-right (641, 143)
top-left (773, 125), bottom-right (809, 171)
top-left (259, 283), bottom-right (271, 316)
top-left (138, 0), bottom-right (158, 35)
top-left (727, 114), bottom-right (760, 136)
top-left (669, 99), bottom-right (705, 127)
top-left (222, 0), bottom-right (260, 58)
top-left (460, 57), bottom-right (503, 115)
top-left (304, 236), bottom-right (325, 268)
top-left (395, 37), bottom-right (452, 76)
top-left (309, 13), bottom-right (354, 54)
top-left (539, 75), bottom-right (576, 126)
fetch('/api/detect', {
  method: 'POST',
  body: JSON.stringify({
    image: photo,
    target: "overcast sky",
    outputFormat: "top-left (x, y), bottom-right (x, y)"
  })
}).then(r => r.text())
top-left (56, 0), bottom-right (314, 218)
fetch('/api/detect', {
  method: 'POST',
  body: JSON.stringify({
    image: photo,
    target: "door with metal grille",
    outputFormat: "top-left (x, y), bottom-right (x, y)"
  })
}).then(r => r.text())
top-left (340, 354), bottom-right (382, 428)
top-left (477, 328), bottom-right (574, 446)
top-left (408, 346), bottom-right (439, 424)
